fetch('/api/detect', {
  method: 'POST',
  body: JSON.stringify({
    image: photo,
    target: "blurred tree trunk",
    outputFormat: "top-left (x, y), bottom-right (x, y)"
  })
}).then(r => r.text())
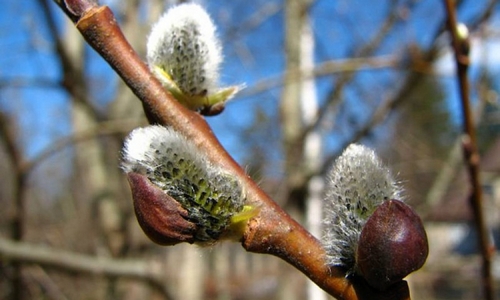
top-left (281, 0), bottom-right (306, 215)
top-left (1, 112), bottom-right (26, 300)
top-left (64, 13), bottom-right (125, 299)
top-left (280, 0), bottom-right (327, 299)
top-left (177, 245), bottom-right (205, 300)
top-left (299, 5), bottom-right (328, 300)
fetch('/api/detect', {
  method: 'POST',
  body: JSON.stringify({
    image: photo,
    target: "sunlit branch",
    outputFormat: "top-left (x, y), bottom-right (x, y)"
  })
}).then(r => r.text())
top-left (51, 1), bottom-right (412, 299)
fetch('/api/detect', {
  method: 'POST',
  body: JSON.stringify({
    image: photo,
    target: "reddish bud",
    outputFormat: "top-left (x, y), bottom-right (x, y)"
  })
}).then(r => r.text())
top-left (127, 172), bottom-right (196, 245)
top-left (64, 0), bottom-right (97, 17)
top-left (200, 102), bottom-right (225, 116)
top-left (356, 199), bottom-right (428, 290)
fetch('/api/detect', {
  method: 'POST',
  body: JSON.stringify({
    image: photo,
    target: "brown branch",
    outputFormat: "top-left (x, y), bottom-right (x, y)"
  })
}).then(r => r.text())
top-left (0, 113), bottom-right (27, 238)
top-left (51, 1), bottom-right (410, 299)
top-left (0, 237), bottom-right (172, 299)
top-left (443, 1), bottom-right (494, 300)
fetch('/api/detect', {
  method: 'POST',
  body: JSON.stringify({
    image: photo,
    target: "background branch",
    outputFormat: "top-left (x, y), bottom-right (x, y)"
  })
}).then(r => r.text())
top-left (20, 119), bottom-right (142, 175)
top-left (0, 237), bottom-right (172, 299)
top-left (240, 55), bottom-right (399, 98)
top-left (443, 1), bottom-right (494, 299)
top-left (0, 111), bottom-right (28, 300)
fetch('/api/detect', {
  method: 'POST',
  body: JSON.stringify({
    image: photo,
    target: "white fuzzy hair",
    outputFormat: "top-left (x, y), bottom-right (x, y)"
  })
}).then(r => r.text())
top-left (146, 3), bottom-right (222, 96)
top-left (322, 144), bottom-right (402, 274)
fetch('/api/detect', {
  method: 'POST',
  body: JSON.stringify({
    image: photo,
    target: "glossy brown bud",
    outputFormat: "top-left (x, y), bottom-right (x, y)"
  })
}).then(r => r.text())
top-left (356, 199), bottom-right (428, 291)
top-left (127, 172), bottom-right (197, 245)
top-left (200, 102), bottom-right (225, 116)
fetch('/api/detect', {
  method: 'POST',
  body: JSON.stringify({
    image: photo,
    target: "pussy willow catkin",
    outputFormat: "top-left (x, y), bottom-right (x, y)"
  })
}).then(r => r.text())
top-left (322, 144), bottom-right (402, 274)
top-left (122, 125), bottom-right (246, 243)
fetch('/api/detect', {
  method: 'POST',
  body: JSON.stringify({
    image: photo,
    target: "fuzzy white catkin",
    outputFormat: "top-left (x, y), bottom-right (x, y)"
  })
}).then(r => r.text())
top-left (121, 125), bottom-right (201, 177)
top-left (121, 125), bottom-right (245, 242)
top-left (146, 3), bottom-right (222, 96)
top-left (322, 144), bottom-right (402, 274)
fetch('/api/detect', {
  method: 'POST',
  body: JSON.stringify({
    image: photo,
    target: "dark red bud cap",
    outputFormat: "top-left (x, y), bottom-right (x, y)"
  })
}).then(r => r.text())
top-left (127, 172), bottom-right (196, 245)
top-left (356, 199), bottom-right (429, 291)
top-left (63, 0), bottom-right (97, 18)
top-left (200, 102), bottom-right (225, 116)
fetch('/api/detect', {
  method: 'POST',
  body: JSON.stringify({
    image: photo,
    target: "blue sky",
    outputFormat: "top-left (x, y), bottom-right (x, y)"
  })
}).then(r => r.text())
top-left (1, 0), bottom-right (499, 169)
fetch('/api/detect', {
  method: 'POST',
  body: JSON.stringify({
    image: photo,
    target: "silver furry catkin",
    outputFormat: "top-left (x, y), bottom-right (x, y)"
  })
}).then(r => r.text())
top-left (322, 144), bottom-right (402, 274)
top-left (146, 3), bottom-right (242, 115)
top-left (147, 3), bottom-right (221, 97)
top-left (122, 125), bottom-right (246, 243)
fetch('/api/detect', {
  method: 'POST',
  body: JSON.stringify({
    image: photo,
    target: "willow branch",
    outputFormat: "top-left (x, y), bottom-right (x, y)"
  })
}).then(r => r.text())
top-left (443, 1), bottom-right (494, 300)
top-left (51, 1), bottom-right (410, 299)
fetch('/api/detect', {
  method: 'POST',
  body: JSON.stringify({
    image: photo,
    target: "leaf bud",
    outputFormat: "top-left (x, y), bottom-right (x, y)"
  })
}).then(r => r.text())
top-left (322, 144), bottom-right (428, 289)
top-left (356, 199), bottom-right (429, 290)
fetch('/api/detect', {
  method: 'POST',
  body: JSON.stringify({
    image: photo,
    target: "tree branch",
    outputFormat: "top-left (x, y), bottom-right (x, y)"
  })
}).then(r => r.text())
top-left (443, 1), bottom-right (494, 299)
top-left (307, 0), bottom-right (406, 138)
top-left (0, 237), bottom-right (172, 298)
top-left (51, 1), bottom-right (411, 299)
top-left (240, 55), bottom-right (399, 98)
top-left (320, 50), bottom-right (437, 177)
top-left (20, 119), bottom-right (141, 175)
top-left (320, 0), bottom-right (496, 178)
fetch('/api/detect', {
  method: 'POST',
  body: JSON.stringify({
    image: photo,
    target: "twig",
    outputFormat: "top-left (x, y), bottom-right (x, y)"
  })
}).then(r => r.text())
top-left (307, 0), bottom-right (407, 138)
top-left (320, 0), bottom-right (496, 177)
top-left (319, 50), bottom-right (437, 176)
top-left (239, 55), bottom-right (399, 98)
top-left (443, 1), bottom-right (494, 299)
top-left (39, 0), bottom-right (103, 121)
top-left (423, 95), bottom-right (487, 217)
top-left (20, 119), bottom-right (141, 175)
top-left (51, 1), bottom-right (411, 299)
top-left (25, 265), bottom-right (69, 300)
top-left (223, 2), bottom-right (282, 40)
